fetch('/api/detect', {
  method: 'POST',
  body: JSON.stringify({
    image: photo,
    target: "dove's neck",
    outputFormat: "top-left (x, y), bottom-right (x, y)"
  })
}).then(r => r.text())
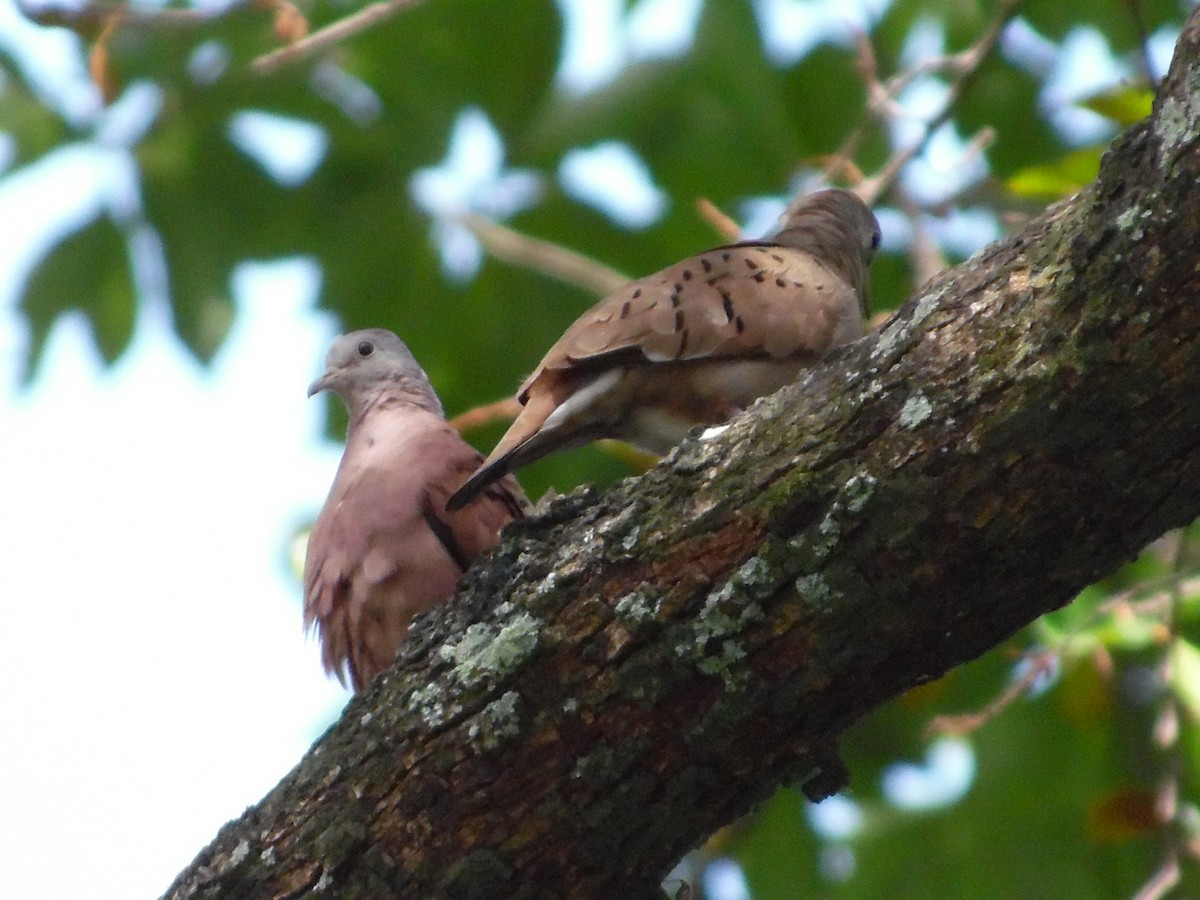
top-left (349, 378), bottom-right (445, 426)
top-left (771, 215), bottom-right (870, 313)
top-left (774, 220), bottom-right (851, 270)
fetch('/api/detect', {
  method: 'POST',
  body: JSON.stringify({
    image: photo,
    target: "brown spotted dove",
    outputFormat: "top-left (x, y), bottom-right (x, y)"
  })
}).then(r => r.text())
top-left (446, 188), bottom-right (880, 511)
top-left (304, 329), bottom-right (530, 691)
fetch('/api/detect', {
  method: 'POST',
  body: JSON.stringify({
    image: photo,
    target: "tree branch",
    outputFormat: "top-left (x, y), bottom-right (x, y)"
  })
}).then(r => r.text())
top-left (251, 0), bottom-right (428, 76)
top-left (457, 212), bottom-right (631, 297)
top-left (164, 9), bottom-right (1200, 898)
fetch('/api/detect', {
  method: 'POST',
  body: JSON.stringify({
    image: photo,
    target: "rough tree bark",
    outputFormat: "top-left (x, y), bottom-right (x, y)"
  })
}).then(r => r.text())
top-left (165, 11), bottom-right (1200, 899)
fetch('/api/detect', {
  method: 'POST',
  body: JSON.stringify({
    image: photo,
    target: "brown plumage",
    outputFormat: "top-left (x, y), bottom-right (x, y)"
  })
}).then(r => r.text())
top-left (304, 329), bottom-right (529, 691)
top-left (446, 188), bottom-right (881, 511)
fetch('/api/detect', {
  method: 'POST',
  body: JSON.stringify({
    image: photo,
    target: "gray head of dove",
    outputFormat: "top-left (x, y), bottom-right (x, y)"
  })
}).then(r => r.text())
top-left (773, 189), bottom-right (882, 315)
top-left (308, 328), bottom-right (444, 416)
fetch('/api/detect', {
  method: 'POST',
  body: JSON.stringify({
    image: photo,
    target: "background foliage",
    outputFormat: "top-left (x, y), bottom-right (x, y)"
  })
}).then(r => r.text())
top-left (5, 0), bottom-right (1200, 896)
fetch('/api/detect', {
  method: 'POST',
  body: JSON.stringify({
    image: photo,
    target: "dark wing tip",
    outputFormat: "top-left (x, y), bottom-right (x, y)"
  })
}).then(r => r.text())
top-left (479, 474), bottom-right (531, 520)
top-left (446, 461), bottom-right (504, 512)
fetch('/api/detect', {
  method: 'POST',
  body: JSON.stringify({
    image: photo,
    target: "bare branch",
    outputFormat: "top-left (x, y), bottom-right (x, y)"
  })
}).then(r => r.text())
top-left (251, 0), bottom-right (428, 76)
top-left (694, 197), bottom-right (741, 242)
top-left (1134, 858), bottom-right (1181, 900)
top-left (894, 188), bottom-right (947, 289)
top-left (836, 0), bottom-right (1024, 205)
top-left (926, 651), bottom-right (1056, 738)
top-left (450, 396), bottom-right (522, 434)
top-left (459, 212), bottom-right (630, 297)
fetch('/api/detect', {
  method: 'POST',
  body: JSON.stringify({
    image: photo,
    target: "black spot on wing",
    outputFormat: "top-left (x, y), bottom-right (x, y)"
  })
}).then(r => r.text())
top-left (677, 328), bottom-right (689, 358)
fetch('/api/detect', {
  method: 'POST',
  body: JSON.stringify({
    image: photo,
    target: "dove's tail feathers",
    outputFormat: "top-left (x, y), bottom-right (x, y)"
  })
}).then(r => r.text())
top-left (447, 457), bottom-right (512, 512)
top-left (447, 437), bottom-right (549, 512)
top-left (447, 370), bottom-right (625, 511)
top-left (447, 392), bottom-right (556, 510)
top-left (447, 396), bottom-right (606, 510)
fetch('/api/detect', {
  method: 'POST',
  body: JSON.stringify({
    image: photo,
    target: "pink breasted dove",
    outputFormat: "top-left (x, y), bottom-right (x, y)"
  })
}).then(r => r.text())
top-left (447, 188), bottom-right (881, 511)
top-left (304, 329), bottom-right (530, 691)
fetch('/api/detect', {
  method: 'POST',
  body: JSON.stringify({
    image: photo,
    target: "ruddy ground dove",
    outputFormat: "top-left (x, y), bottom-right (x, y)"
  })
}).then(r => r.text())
top-left (304, 329), bottom-right (529, 691)
top-left (447, 188), bottom-right (881, 511)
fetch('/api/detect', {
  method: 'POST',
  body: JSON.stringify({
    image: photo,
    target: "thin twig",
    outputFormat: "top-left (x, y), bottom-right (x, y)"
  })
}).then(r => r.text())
top-left (449, 397), bottom-right (522, 434)
top-left (895, 187), bottom-right (946, 289)
top-left (252, 0), bottom-right (427, 76)
top-left (459, 212), bottom-right (630, 297)
top-left (1134, 858), bottom-right (1181, 900)
top-left (87, 4), bottom-right (125, 103)
top-left (926, 650), bottom-right (1057, 737)
top-left (695, 197), bottom-right (741, 242)
top-left (835, 0), bottom-right (1024, 205)
top-left (924, 536), bottom-right (1199, 740)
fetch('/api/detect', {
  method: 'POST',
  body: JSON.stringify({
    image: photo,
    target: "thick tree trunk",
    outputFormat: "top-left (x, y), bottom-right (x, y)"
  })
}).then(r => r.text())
top-left (165, 11), bottom-right (1200, 899)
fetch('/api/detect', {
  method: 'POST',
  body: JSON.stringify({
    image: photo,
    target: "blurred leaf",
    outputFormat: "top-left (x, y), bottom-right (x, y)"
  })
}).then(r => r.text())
top-left (596, 439), bottom-right (658, 473)
top-left (896, 672), bottom-right (954, 711)
top-left (1020, 0), bottom-right (1183, 49)
top-left (62, 0), bottom-right (561, 369)
top-left (344, 0), bottom-right (561, 140)
top-left (1092, 612), bottom-right (1170, 652)
top-left (1086, 786), bottom-right (1159, 844)
top-left (732, 789), bottom-right (821, 898)
top-left (94, 6), bottom-right (283, 95)
top-left (19, 212), bottom-right (134, 378)
top-left (1008, 148), bottom-right (1105, 199)
top-left (844, 663), bottom-right (1157, 897)
top-left (1057, 657), bottom-right (1113, 726)
top-left (0, 59), bottom-right (73, 169)
top-left (1083, 87), bottom-right (1155, 126)
top-left (1171, 638), bottom-right (1200, 722)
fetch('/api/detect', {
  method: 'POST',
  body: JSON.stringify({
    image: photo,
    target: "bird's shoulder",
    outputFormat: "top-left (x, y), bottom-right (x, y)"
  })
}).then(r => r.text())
top-left (518, 241), bottom-right (856, 400)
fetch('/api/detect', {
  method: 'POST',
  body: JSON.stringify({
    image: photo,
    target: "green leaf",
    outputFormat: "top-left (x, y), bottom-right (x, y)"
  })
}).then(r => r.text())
top-left (19, 212), bottom-right (135, 378)
top-left (1007, 147), bottom-right (1105, 199)
top-left (1170, 638), bottom-right (1200, 722)
top-left (0, 59), bottom-right (73, 170)
top-left (1082, 87), bottom-right (1155, 126)
top-left (732, 789), bottom-right (821, 898)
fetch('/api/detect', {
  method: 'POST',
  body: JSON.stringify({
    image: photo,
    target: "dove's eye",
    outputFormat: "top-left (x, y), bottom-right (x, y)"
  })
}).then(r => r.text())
top-left (357, 340), bottom-right (374, 357)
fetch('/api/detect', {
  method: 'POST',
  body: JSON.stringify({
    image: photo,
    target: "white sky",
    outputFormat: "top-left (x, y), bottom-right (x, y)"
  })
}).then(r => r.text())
top-left (0, 261), bottom-right (349, 897)
top-left (0, 1), bottom-right (1173, 897)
